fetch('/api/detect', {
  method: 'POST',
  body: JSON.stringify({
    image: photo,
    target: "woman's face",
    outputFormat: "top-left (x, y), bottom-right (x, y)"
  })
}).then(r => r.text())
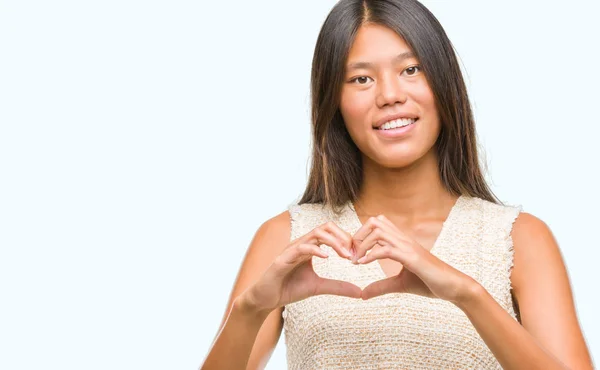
top-left (339, 24), bottom-right (440, 168)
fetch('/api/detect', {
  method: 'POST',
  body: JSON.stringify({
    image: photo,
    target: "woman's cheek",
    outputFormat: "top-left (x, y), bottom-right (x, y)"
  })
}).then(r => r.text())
top-left (340, 90), bottom-right (372, 129)
top-left (412, 81), bottom-right (436, 109)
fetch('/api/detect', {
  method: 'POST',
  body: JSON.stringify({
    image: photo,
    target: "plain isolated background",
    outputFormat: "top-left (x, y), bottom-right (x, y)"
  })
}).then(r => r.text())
top-left (1, 0), bottom-right (598, 369)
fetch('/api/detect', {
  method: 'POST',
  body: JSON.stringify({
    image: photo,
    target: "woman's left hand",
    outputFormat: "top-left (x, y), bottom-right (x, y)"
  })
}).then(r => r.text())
top-left (352, 214), bottom-right (478, 304)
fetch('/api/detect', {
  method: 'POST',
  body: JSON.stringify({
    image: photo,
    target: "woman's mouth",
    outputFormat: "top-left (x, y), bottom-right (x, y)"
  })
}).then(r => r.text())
top-left (373, 118), bottom-right (418, 138)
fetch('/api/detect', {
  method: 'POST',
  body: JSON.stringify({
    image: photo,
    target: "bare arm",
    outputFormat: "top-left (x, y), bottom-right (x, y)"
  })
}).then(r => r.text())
top-left (200, 211), bottom-right (292, 370)
top-left (510, 213), bottom-right (593, 369)
top-left (201, 295), bottom-right (276, 370)
top-left (200, 210), bottom-right (359, 369)
top-left (455, 212), bottom-right (594, 370)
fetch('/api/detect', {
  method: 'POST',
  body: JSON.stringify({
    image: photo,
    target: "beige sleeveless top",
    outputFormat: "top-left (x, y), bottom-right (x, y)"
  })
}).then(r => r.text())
top-left (282, 195), bottom-right (523, 369)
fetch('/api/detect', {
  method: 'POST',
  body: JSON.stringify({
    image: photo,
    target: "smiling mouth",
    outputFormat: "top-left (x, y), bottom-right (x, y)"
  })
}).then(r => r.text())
top-left (374, 118), bottom-right (418, 130)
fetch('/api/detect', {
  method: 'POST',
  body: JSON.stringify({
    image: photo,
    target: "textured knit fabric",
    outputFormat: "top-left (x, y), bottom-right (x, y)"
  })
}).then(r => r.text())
top-left (282, 195), bottom-right (523, 369)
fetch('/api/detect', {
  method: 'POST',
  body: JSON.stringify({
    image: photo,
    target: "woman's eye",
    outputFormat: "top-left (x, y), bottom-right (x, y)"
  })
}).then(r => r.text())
top-left (403, 65), bottom-right (422, 76)
top-left (349, 66), bottom-right (421, 84)
top-left (350, 76), bottom-right (372, 85)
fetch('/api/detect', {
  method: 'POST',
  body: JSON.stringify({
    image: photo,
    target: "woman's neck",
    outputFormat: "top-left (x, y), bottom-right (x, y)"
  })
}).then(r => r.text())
top-left (355, 149), bottom-right (457, 222)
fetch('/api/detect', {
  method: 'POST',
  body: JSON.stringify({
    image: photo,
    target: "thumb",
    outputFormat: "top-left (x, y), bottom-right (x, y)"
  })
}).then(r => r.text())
top-left (314, 277), bottom-right (362, 299)
top-left (361, 274), bottom-right (406, 300)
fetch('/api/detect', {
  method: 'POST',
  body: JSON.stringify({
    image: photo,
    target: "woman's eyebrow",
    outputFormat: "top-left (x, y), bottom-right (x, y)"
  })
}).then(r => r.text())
top-left (346, 51), bottom-right (415, 71)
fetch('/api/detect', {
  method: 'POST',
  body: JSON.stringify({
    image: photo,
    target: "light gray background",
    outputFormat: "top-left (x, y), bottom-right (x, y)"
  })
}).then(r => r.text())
top-left (0, 1), bottom-right (598, 369)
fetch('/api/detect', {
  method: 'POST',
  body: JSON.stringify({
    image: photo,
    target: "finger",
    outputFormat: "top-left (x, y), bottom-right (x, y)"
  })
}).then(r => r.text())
top-left (375, 214), bottom-right (397, 230)
top-left (278, 243), bottom-right (328, 271)
top-left (354, 227), bottom-right (397, 263)
top-left (375, 215), bottom-right (411, 243)
top-left (358, 242), bottom-right (422, 275)
top-left (352, 216), bottom-right (382, 246)
top-left (352, 217), bottom-right (391, 257)
top-left (303, 225), bottom-right (352, 259)
top-left (362, 241), bottom-right (386, 264)
top-left (321, 222), bottom-right (354, 258)
top-left (361, 275), bottom-right (404, 300)
top-left (315, 277), bottom-right (362, 298)
top-left (356, 244), bottom-right (395, 264)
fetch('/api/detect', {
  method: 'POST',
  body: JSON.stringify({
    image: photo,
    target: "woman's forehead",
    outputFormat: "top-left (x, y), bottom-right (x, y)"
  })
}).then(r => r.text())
top-left (346, 24), bottom-right (416, 70)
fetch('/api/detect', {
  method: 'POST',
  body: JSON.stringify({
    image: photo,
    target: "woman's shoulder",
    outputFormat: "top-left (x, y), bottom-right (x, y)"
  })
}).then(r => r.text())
top-left (258, 200), bottom-right (335, 238)
top-left (465, 195), bottom-right (558, 287)
top-left (463, 194), bottom-right (552, 252)
top-left (259, 209), bottom-right (293, 243)
top-left (465, 194), bottom-right (523, 212)
top-left (287, 200), bottom-right (343, 221)
top-left (457, 195), bottom-right (523, 228)
top-left (259, 200), bottom-right (346, 251)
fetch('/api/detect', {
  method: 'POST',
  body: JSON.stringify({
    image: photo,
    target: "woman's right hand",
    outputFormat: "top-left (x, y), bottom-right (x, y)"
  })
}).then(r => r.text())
top-left (239, 221), bottom-right (362, 314)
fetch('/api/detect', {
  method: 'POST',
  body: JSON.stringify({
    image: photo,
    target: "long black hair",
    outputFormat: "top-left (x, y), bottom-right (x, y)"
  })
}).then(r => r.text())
top-left (298, 0), bottom-right (500, 214)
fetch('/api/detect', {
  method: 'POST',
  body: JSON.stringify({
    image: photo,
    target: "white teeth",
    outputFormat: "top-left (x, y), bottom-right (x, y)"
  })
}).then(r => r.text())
top-left (380, 118), bottom-right (416, 130)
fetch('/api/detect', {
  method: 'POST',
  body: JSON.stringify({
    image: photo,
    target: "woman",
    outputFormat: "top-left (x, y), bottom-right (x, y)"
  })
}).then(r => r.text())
top-left (201, 0), bottom-right (593, 369)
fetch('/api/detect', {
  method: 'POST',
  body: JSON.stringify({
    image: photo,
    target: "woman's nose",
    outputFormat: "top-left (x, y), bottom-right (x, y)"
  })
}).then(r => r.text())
top-left (376, 74), bottom-right (407, 108)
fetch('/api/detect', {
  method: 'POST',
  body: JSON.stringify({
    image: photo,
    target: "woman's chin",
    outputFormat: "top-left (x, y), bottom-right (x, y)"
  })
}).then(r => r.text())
top-left (374, 154), bottom-right (420, 169)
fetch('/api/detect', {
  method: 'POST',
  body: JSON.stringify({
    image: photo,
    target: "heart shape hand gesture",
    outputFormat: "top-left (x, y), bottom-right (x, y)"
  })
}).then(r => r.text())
top-left (351, 214), bottom-right (476, 304)
top-left (241, 221), bottom-right (361, 314)
top-left (242, 216), bottom-right (477, 315)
